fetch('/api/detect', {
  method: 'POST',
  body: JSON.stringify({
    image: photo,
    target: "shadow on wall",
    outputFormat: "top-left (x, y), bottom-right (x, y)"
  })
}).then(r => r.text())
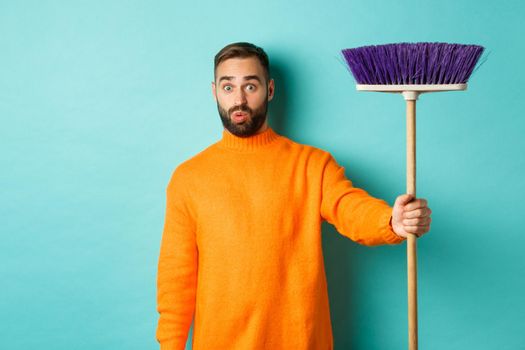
top-left (322, 222), bottom-right (361, 349)
top-left (267, 54), bottom-right (292, 136)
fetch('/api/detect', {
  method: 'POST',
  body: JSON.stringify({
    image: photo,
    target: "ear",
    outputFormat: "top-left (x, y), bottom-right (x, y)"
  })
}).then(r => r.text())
top-left (267, 78), bottom-right (275, 101)
top-left (211, 81), bottom-right (217, 101)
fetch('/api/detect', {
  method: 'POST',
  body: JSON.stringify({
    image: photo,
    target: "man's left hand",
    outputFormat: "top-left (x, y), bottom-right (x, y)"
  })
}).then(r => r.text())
top-left (391, 194), bottom-right (432, 239)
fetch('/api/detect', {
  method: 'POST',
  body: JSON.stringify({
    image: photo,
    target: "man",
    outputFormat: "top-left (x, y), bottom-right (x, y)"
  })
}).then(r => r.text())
top-left (156, 42), bottom-right (431, 350)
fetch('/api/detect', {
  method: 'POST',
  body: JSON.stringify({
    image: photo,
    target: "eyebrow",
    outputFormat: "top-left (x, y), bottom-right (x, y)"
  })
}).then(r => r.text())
top-left (218, 75), bottom-right (262, 84)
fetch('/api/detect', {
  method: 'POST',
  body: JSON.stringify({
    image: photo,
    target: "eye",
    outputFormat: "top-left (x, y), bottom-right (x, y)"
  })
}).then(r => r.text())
top-left (245, 84), bottom-right (256, 92)
top-left (223, 85), bottom-right (233, 92)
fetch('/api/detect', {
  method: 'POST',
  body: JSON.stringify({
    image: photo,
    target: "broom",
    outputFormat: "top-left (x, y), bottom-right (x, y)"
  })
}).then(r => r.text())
top-left (340, 42), bottom-right (485, 350)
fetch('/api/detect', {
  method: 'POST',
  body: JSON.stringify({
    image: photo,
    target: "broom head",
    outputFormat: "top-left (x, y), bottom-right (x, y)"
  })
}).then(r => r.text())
top-left (341, 42), bottom-right (485, 93)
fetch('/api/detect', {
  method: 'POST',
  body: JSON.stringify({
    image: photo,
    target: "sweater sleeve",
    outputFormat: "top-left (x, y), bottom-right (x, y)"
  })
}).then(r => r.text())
top-left (156, 168), bottom-right (198, 350)
top-left (320, 153), bottom-right (405, 246)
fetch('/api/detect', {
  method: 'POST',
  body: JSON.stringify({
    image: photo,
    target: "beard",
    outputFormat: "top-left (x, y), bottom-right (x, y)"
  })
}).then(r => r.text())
top-left (217, 97), bottom-right (268, 138)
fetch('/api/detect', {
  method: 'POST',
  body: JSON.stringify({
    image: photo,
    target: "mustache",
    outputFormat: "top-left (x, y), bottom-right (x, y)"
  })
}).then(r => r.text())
top-left (229, 105), bottom-right (252, 114)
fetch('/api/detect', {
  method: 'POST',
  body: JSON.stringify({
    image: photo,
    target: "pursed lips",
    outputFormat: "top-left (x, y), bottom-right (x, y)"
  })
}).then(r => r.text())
top-left (232, 111), bottom-right (249, 122)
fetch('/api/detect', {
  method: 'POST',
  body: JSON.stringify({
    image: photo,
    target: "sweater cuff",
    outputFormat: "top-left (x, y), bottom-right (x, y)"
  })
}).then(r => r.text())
top-left (380, 206), bottom-right (406, 245)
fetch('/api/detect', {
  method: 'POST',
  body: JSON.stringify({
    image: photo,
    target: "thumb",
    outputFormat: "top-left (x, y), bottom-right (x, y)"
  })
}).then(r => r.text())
top-left (394, 193), bottom-right (414, 208)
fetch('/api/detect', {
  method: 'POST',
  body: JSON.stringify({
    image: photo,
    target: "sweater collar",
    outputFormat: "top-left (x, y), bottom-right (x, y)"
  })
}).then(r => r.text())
top-left (218, 127), bottom-right (280, 151)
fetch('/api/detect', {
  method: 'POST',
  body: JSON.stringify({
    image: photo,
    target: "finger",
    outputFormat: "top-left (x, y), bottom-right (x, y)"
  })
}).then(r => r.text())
top-left (404, 198), bottom-right (428, 211)
top-left (403, 217), bottom-right (431, 226)
top-left (404, 208), bottom-right (431, 219)
top-left (394, 194), bottom-right (415, 208)
top-left (405, 225), bottom-right (430, 236)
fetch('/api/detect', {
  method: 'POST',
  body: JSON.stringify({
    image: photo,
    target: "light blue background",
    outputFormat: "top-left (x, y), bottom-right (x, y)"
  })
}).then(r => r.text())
top-left (1, 1), bottom-right (524, 349)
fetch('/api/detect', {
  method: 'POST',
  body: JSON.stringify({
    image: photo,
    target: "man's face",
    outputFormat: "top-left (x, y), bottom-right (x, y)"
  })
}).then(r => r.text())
top-left (212, 57), bottom-right (274, 137)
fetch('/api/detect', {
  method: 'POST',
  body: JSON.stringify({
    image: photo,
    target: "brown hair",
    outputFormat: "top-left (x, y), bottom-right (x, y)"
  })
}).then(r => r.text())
top-left (214, 42), bottom-right (270, 82)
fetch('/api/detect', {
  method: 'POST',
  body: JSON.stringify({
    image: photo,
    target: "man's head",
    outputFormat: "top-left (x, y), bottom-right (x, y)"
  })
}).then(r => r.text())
top-left (212, 42), bottom-right (274, 137)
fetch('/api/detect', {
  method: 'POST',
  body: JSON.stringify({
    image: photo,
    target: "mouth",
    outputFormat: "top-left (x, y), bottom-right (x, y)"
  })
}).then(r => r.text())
top-left (231, 111), bottom-right (249, 123)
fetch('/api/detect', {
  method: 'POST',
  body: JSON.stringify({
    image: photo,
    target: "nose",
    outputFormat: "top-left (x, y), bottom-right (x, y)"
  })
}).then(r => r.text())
top-left (234, 89), bottom-right (247, 106)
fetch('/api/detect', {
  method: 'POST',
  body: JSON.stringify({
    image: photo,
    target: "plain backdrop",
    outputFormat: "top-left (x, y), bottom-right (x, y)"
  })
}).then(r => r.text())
top-left (1, 1), bottom-right (524, 349)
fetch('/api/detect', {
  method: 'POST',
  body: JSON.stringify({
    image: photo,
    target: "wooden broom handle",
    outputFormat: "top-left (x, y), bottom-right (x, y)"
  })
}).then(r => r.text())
top-left (406, 99), bottom-right (418, 350)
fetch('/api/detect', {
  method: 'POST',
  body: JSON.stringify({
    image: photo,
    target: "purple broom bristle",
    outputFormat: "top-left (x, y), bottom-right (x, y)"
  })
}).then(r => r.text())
top-left (341, 42), bottom-right (485, 85)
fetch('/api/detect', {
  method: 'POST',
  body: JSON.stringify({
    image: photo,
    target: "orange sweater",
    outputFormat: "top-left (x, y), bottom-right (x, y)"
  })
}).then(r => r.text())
top-left (156, 127), bottom-right (405, 350)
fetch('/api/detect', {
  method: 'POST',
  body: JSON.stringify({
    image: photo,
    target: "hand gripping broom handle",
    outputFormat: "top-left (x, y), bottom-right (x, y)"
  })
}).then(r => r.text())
top-left (404, 92), bottom-right (418, 350)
